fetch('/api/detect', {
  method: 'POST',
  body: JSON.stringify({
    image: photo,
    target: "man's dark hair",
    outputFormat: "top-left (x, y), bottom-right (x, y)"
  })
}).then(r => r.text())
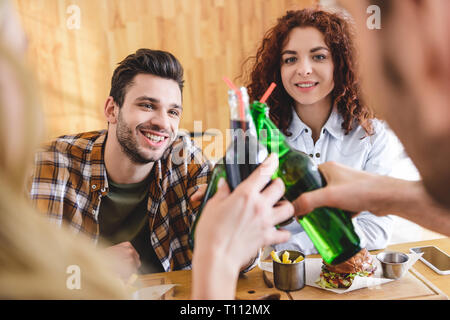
top-left (109, 48), bottom-right (184, 107)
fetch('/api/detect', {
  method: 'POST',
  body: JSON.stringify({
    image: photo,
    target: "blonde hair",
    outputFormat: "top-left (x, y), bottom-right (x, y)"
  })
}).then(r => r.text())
top-left (0, 177), bottom-right (128, 299)
top-left (0, 10), bottom-right (128, 299)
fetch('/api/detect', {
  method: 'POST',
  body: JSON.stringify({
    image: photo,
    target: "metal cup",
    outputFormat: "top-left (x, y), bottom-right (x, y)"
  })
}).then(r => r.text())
top-left (376, 251), bottom-right (409, 279)
top-left (273, 250), bottom-right (305, 291)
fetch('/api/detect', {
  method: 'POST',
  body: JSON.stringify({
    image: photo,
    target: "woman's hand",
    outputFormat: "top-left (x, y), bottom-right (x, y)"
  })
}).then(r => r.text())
top-left (191, 154), bottom-right (293, 299)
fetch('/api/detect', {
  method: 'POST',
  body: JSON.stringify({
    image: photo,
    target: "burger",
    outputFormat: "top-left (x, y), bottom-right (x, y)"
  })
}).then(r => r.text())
top-left (316, 248), bottom-right (377, 289)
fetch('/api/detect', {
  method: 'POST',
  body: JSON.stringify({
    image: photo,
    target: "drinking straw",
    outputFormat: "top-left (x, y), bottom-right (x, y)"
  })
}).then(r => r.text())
top-left (223, 76), bottom-right (245, 122)
top-left (260, 82), bottom-right (277, 104)
top-left (222, 76), bottom-right (238, 92)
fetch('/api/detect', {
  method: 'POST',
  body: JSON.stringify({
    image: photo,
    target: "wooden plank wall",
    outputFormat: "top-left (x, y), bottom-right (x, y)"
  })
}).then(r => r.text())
top-left (14, 0), bottom-right (316, 159)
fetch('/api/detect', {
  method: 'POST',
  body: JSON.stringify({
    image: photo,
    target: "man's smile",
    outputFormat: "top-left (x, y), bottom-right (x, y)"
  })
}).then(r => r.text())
top-left (139, 129), bottom-right (170, 148)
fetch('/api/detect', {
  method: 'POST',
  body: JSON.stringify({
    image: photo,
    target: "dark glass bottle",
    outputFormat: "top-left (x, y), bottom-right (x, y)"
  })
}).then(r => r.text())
top-left (188, 161), bottom-right (226, 249)
top-left (189, 88), bottom-right (267, 249)
top-left (224, 88), bottom-right (267, 191)
top-left (249, 101), bottom-right (361, 265)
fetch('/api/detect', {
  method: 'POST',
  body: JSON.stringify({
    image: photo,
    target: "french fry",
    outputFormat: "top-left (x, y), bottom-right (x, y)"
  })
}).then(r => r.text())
top-left (271, 250), bottom-right (300, 264)
top-left (270, 250), bottom-right (282, 263)
top-left (282, 251), bottom-right (291, 264)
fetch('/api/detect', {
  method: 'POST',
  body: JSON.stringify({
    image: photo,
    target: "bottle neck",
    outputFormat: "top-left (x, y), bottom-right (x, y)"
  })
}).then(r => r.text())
top-left (228, 88), bottom-right (256, 136)
top-left (226, 89), bottom-right (268, 167)
top-left (250, 101), bottom-right (291, 157)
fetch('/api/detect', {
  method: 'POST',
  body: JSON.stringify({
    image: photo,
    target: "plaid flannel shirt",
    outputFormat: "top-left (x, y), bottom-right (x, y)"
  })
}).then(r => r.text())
top-left (29, 130), bottom-right (211, 271)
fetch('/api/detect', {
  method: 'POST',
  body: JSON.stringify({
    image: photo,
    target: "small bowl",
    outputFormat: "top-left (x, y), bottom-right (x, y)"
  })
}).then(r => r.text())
top-left (377, 251), bottom-right (409, 279)
top-left (272, 250), bottom-right (305, 291)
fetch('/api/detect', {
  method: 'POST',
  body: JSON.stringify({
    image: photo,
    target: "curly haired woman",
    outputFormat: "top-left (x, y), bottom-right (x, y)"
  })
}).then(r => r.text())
top-left (245, 8), bottom-right (406, 254)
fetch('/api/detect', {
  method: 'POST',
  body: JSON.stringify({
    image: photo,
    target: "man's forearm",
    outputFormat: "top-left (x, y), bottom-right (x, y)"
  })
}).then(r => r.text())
top-left (379, 178), bottom-right (450, 236)
top-left (299, 162), bottom-right (450, 236)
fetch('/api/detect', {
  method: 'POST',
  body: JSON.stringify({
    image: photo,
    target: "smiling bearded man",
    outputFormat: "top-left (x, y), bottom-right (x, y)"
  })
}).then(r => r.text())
top-left (29, 49), bottom-right (212, 279)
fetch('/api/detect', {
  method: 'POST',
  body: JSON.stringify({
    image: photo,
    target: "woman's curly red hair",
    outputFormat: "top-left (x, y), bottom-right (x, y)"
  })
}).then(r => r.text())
top-left (244, 8), bottom-right (374, 136)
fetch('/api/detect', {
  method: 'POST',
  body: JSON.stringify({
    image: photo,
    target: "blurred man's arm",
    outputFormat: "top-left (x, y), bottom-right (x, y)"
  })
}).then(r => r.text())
top-left (293, 162), bottom-right (450, 236)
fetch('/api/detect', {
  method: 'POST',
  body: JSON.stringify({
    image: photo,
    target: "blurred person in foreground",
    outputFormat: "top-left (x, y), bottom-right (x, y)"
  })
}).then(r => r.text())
top-left (0, 0), bottom-right (292, 299)
top-left (0, 0), bottom-right (126, 299)
top-left (293, 0), bottom-right (450, 236)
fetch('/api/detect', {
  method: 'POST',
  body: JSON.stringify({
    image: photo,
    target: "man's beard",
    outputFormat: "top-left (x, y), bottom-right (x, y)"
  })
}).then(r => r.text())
top-left (115, 111), bottom-right (171, 164)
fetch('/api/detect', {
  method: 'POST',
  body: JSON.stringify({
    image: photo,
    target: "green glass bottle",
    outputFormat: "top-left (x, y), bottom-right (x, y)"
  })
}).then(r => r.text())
top-left (250, 101), bottom-right (361, 265)
top-left (188, 160), bottom-right (226, 249)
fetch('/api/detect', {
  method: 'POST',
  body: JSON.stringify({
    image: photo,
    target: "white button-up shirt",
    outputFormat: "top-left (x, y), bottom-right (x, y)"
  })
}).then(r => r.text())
top-left (273, 108), bottom-right (405, 254)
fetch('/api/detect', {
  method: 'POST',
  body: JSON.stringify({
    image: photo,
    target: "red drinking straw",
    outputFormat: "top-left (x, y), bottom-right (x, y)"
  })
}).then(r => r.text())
top-left (260, 82), bottom-right (277, 104)
top-left (223, 76), bottom-right (245, 122)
